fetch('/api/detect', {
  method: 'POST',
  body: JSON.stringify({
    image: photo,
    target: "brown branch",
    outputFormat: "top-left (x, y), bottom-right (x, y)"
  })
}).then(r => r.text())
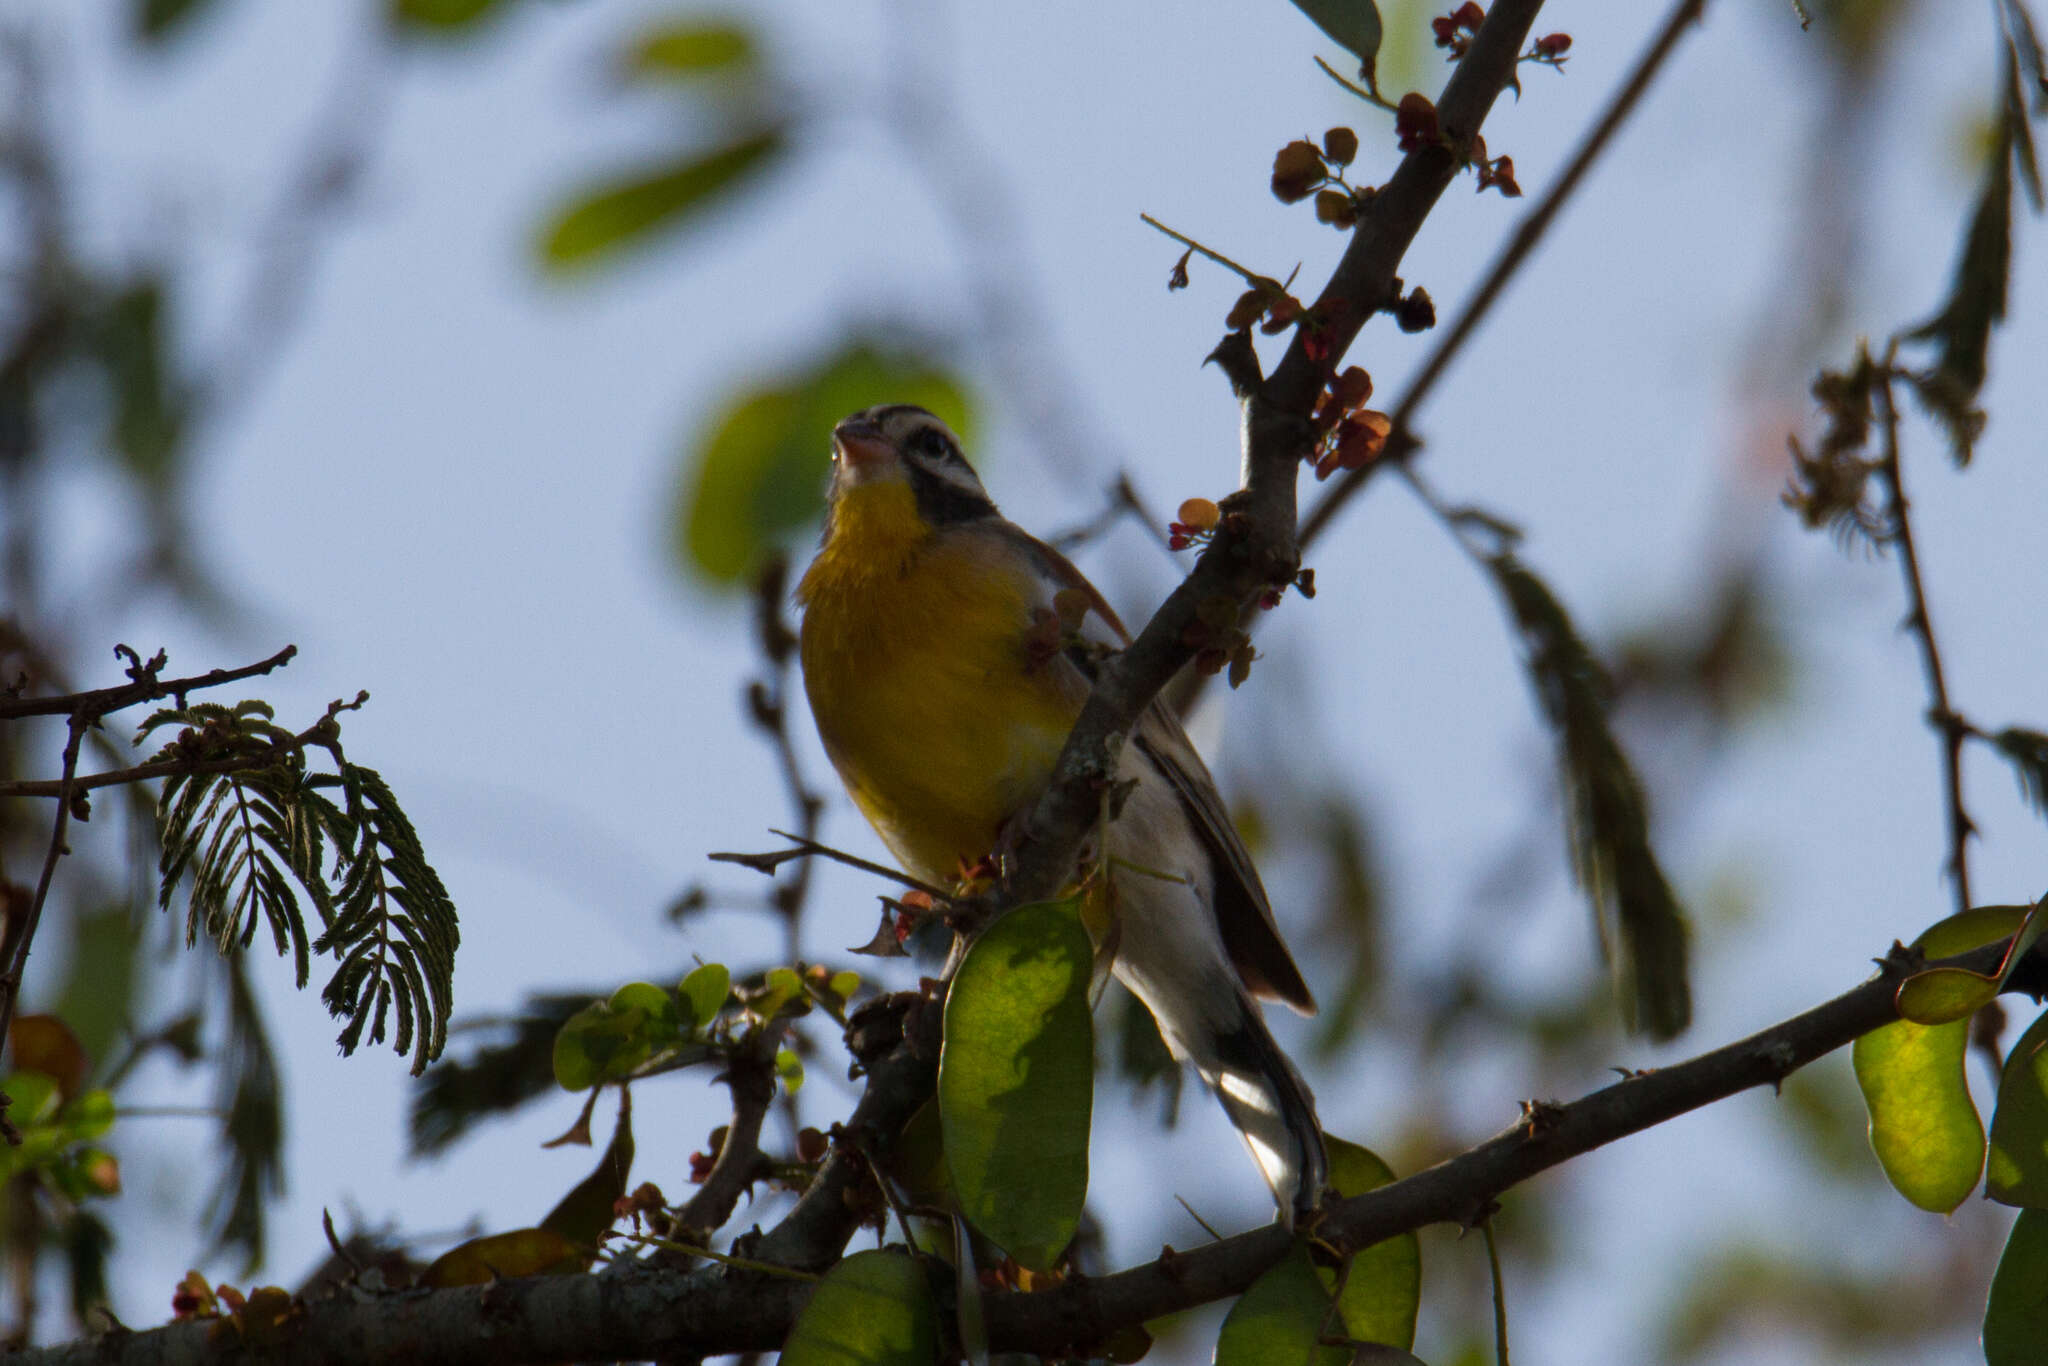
top-left (10, 934), bottom-right (2036, 1365)
top-left (670, 1026), bottom-right (783, 1247)
top-left (0, 643), bottom-right (297, 720)
top-left (1005, 0), bottom-right (1547, 904)
top-left (0, 741), bottom-right (313, 800)
top-left (0, 712), bottom-right (86, 1075)
top-left (1299, 0), bottom-right (1710, 551)
top-left (1872, 358), bottom-right (1975, 915)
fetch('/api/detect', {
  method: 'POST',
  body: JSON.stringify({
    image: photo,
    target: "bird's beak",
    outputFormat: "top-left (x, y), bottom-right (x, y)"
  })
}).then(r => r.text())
top-left (831, 418), bottom-right (892, 471)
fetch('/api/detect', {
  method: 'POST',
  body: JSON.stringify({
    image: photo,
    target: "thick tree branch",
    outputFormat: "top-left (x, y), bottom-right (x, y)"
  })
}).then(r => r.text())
top-left (12, 935), bottom-right (2036, 1365)
top-left (1005, 0), bottom-right (1545, 903)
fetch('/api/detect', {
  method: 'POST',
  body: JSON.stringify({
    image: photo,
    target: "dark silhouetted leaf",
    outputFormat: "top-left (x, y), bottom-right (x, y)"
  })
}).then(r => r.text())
top-left (674, 343), bottom-right (974, 586)
top-left (540, 130), bottom-right (784, 270)
top-left (1986, 1208), bottom-right (2048, 1364)
top-left (781, 1249), bottom-right (938, 1366)
top-left (1904, 81), bottom-right (2016, 465)
top-left (538, 1092), bottom-right (633, 1260)
top-left (1989, 1009), bottom-right (2048, 1207)
top-left (939, 897), bottom-right (1093, 1272)
top-left (1290, 0), bottom-right (1384, 84)
top-left (135, 0), bottom-right (219, 41)
top-left (1993, 727), bottom-right (2048, 817)
top-left (1484, 553), bottom-right (1690, 1038)
top-left (411, 994), bottom-right (591, 1155)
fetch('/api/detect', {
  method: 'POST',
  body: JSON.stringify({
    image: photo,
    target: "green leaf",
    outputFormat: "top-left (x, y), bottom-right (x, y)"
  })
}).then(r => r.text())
top-left (1990, 1011), bottom-right (2048, 1207)
top-left (1986, 1208), bottom-right (2048, 1365)
top-left (679, 963), bottom-right (731, 1032)
top-left (776, 1048), bottom-right (805, 1094)
top-left (1216, 1244), bottom-right (1346, 1366)
top-left (623, 21), bottom-right (755, 80)
top-left (609, 982), bottom-right (682, 1040)
top-left (1852, 1013), bottom-right (1983, 1213)
top-left (1289, 0), bottom-right (1384, 85)
top-left (1484, 552), bottom-right (1690, 1038)
top-left (390, 0), bottom-right (506, 29)
top-left (539, 130), bottom-right (784, 270)
top-left (1325, 1137), bottom-right (1419, 1350)
top-left (674, 344), bottom-right (975, 586)
top-left (553, 998), bottom-right (656, 1092)
top-left (1895, 904), bottom-right (2036, 1023)
top-left (134, 0), bottom-right (217, 41)
top-left (781, 1248), bottom-right (938, 1366)
top-left (422, 1228), bottom-right (581, 1287)
top-left (939, 898), bottom-right (1093, 1272)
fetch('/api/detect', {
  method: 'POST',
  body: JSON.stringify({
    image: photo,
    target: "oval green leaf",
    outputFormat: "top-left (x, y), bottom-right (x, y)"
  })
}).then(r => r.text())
top-left (1216, 1244), bottom-right (1347, 1366)
top-left (674, 345), bottom-right (974, 586)
top-left (1324, 1136), bottom-right (1419, 1350)
top-left (423, 1228), bottom-right (581, 1286)
top-left (1914, 904), bottom-right (2030, 957)
top-left (680, 962), bottom-right (730, 1032)
top-left (1289, 0), bottom-right (1383, 82)
top-left (1852, 1014), bottom-right (1983, 1213)
top-left (1986, 1208), bottom-right (2048, 1365)
top-left (1896, 966), bottom-right (2000, 1024)
top-left (623, 22), bottom-right (755, 80)
top-left (782, 1248), bottom-right (937, 1366)
top-left (939, 898), bottom-right (1093, 1272)
top-left (390, 0), bottom-right (504, 29)
top-left (540, 130), bottom-right (784, 271)
top-left (1989, 1010), bottom-right (2048, 1207)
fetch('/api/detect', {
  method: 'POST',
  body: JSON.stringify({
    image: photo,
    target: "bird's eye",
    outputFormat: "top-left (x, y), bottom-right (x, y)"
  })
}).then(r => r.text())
top-left (909, 427), bottom-right (956, 463)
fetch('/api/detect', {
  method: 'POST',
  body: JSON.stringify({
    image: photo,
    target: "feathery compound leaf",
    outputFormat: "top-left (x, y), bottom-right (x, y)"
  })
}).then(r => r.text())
top-left (1485, 554), bottom-right (1691, 1038)
top-left (1993, 728), bottom-right (2048, 817)
top-left (310, 765), bottom-right (461, 1075)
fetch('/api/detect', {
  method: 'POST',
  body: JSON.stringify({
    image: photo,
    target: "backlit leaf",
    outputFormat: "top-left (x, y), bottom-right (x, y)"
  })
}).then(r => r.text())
top-left (679, 963), bottom-right (730, 1031)
top-left (623, 21), bottom-right (755, 80)
top-left (422, 1228), bottom-right (580, 1286)
top-left (1852, 1013), bottom-right (1982, 1213)
top-left (781, 1248), bottom-right (938, 1366)
top-left (1325, 1137), bottom-right (1419, 1350)
top-left (1215, 1245), bottom-right (1345, 1366)
top-left (939, 898), bottom-right (1093, 1272)
top-left (540, 131), bottom-right (783, 270)
top-left (1989, 1010), bottom-right (2048, 1207)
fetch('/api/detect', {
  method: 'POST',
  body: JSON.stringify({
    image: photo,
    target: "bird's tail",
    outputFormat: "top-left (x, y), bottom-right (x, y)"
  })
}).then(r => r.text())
top-left (1196, 998), bottom-right (1327, 1227)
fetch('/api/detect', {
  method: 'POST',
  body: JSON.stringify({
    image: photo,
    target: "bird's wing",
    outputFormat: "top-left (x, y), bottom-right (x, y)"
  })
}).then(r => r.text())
top-left (1010, 526), bottom-right (1317, 1016)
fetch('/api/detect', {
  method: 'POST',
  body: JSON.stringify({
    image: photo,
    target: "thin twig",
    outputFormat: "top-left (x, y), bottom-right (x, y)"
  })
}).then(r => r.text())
top-left (710, 834), bottom-right (952, 902)
top-left (0, 643), bottom-right (297, 720)
top-left (1482, 1217), bottom-right (1511, 1366)
top-left (1299, 0), bottom-right (1710, 550)
top-left (1137, 214), bottom-right (1280, 288)
top-left (1872, 356), bottom-right (1974, 915)
top-left (0, 711), bottom-right (88, 1073)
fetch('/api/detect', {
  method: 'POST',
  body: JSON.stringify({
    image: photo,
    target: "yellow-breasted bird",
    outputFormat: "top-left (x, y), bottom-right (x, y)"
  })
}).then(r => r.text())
top-left (796, 404), bottom-right (1327, 1223)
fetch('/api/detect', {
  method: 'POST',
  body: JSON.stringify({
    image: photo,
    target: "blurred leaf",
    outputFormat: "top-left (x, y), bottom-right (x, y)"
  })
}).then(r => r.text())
top-left (1484, 552), bottom-right (1690, 1038)
top-left (1112, 982), bottom-right (1182, 1125)
top-left (1851, 1013), bottom-right (1982, 1212)
top-left (554, 997), bottom-right (659, 1092)
top-left (540, 130), bottom-right (784, 271)
top-left (422, 1228), bottom-right (581, 1287)
top-left (1215, 1244), bottom-right (1345, 1366)
top-left (675, 343), bottom-right (974, 586)
top-left (781, 1248), bottom-right (937, 1366)
top-left (209, 956), bottom-right (282, 1273)
top-left (1290, 0), bottom-right (1384, 84)
top-left (1903, 83), bottom-right (2014, 466)
top-left (538, 1092), bottom-right (633, 1259)
top-left (64, 1210), bottom-right (115, 1327)
top-left (96, 281), bottom-right (185, 487)
top-left (776, 1047), bottom-right (805, 1093)
top-left (1309, 799), bottom-right (1384, 1061)
top-left (51, 904), bottom-right (142, 1067)
top-left (1325, 1137), bottom-right (1419, 1350)
top-left (623, 20), bottom-right (755, 80)
top-left (134, 0), bottom-right (219, 42)
top-left (1986, 1208), bottom-right (2048, 1365)
top-left (1989, 1010), bottom-right (2048, 1207)
top-left (10, 1015), bottom-right (90, 1101)
top-left (1992, 727), bottom-right (2048, 818)
top-left (411, 994), bottom-right (590, 1156)
top-left (939, 897), bottom-right (1093, 1272)
top-left (679, 962), bottom-right (731, 1031)
top-left (390, 0), bottom-right (507, 30)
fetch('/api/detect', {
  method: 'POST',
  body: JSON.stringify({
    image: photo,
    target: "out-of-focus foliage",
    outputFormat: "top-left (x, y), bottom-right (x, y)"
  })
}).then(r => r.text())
top-left (780, 1249), bottom-right (937, 1366)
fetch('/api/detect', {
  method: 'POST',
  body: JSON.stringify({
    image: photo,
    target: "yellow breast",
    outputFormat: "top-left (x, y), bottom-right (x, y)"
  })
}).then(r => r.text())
top-left (797, 482), bottom-right (1080, 885)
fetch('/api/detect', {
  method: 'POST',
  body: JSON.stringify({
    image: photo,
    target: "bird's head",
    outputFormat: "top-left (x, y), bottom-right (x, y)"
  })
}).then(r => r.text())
top-left (826, 405), bottom-right (997, 529)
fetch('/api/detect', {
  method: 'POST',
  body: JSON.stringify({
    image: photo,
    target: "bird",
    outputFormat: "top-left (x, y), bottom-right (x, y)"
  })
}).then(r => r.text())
top-left (795, 402), bottom-right (1327, 1225)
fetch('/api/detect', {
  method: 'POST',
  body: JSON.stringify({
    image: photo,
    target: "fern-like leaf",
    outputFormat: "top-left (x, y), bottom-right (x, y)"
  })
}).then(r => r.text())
top-left (1485, 552), bottom-right (1692, 1039)
top-left (310, 765), bottom-right (461, 1075)
top-left (1993, 727), bottom-right (2048, 817)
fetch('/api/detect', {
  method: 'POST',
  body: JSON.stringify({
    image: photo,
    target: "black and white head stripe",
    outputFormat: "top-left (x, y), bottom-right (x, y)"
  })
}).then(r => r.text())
top-left (854, 404), bottom-right (998, 526)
